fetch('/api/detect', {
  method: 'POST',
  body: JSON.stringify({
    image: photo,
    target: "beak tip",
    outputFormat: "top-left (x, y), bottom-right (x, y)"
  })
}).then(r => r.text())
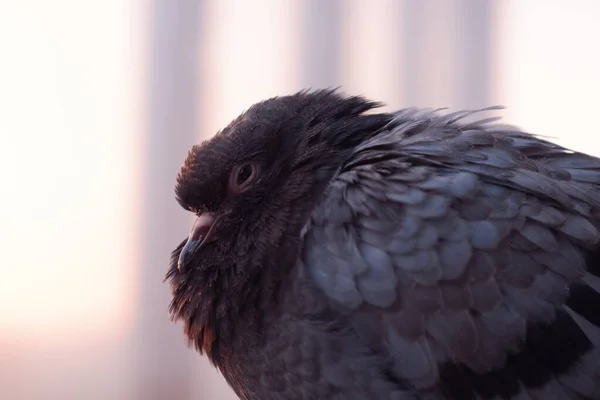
top-left (177, 213), bottom-right (218, 274)
top-left (177, 240), bottom-right (192, 274)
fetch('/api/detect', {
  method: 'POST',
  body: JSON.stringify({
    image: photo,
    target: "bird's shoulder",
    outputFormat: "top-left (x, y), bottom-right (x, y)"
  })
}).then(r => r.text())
top-left (301, 108), bottom-right (600, 398)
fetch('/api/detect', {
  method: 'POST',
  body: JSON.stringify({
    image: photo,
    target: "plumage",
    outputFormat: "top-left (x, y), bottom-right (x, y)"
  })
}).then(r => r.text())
top-left (167, 89), bottom-right (600, 399)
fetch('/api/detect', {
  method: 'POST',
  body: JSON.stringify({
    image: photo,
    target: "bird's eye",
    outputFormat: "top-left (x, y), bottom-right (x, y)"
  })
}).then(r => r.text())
top-left (237, 164), bottom-right (254, 185)
top-left (229, 163), bottom-right (259, 193)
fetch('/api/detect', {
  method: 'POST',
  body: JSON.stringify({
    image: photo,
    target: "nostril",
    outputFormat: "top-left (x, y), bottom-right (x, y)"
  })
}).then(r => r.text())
top-left (191, 222), bottom-right (211, 242)
top-left (189, 213), bottom-right (218, 244)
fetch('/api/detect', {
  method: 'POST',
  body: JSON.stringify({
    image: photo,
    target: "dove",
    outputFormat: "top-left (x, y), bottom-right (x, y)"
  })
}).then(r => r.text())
top-left (167, 89), bottom-right (600, 399)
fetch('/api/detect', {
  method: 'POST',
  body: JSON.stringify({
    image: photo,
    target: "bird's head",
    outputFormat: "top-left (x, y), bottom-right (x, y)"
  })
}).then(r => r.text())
top-left (165, 89), bottom-right (391, 360)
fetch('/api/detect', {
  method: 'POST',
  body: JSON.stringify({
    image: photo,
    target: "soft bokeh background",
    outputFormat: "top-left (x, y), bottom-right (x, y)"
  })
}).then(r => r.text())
top-left (1, 0), bottom-right (599, 399)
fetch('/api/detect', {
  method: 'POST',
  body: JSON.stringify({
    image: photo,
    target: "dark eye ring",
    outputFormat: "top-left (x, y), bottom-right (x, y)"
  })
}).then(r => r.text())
top-left (229, 163), bottom-right (259, 192)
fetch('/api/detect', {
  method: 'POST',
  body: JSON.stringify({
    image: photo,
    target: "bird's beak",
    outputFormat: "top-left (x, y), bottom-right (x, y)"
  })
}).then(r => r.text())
top-left (177, 213), bottom-right (218, 273)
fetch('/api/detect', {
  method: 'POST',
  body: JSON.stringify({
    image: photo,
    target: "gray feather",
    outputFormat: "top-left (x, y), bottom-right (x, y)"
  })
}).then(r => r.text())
top-left (303, 105), bottom-right (600, 397)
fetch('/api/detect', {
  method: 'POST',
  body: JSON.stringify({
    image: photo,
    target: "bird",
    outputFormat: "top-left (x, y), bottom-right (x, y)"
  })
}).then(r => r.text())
top-left (166, 89), bottom-right (600, 399)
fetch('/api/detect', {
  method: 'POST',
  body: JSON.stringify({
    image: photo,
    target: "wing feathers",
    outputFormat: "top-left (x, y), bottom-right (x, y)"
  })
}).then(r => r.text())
top-left (304, 108), bottom-right (600, 398)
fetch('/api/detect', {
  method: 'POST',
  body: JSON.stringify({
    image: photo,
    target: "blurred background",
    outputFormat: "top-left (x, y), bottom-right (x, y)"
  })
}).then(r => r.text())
top-left (1, 0), bottom-right (599, 399)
